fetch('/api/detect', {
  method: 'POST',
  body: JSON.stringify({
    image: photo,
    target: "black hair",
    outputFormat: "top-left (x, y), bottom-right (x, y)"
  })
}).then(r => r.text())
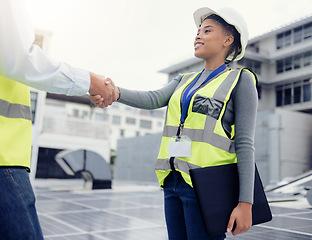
top-left (203, 14), bottom-right (241, 63)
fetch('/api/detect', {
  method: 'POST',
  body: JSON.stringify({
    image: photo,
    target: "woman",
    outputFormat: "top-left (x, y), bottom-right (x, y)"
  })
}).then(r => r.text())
top-left (90, 6), bottom-right (258, 240)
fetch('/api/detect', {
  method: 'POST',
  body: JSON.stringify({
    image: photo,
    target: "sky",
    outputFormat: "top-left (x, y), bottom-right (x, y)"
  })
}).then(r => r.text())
top-left (27, 0), bottom-right (312, 91)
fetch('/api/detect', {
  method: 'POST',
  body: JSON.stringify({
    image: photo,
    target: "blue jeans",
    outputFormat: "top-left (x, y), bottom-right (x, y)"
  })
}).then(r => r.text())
top-left (0, 168), bottom-right (44, 240)
top-left (164, 171), bottom-right (226, 240)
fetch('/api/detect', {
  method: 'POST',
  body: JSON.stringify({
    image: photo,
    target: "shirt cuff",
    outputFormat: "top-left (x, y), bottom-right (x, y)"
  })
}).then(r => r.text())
top-left (67, 67), bottom-right (90, 96)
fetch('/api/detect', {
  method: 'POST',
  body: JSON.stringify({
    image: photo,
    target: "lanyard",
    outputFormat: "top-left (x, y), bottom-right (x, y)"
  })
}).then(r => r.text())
top-left (180, 64), bottom-right (226, 124)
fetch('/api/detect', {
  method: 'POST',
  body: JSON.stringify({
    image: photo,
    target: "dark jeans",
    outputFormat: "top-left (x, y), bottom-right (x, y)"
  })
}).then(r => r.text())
top-left (164, 171), bottom-right (226, 240)
top-left (0, 168), bottom-right (44, 240)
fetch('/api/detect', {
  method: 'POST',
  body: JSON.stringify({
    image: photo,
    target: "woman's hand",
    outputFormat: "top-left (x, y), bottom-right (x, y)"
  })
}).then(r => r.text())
top-left (88, 94), bottom-right (105, 108)
top-left (227, 202), bottom-right (252, 236)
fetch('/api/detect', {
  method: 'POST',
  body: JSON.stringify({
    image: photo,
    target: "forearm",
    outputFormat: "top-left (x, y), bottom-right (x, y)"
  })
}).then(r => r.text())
top-left (117, 75), bottom-right (181, 109)
top-left (0, 0), bottom-right (90, 96)
top-left (118, 88), bottom-right (169, 109)
top-left (234, 71), bottom-right (258, 204)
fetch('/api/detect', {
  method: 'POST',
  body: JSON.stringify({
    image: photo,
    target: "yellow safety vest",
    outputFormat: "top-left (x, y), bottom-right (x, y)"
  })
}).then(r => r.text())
top-left (155, 69), bottom-right (257, 187)
top-left (0, 74), bottom-right (32, 169)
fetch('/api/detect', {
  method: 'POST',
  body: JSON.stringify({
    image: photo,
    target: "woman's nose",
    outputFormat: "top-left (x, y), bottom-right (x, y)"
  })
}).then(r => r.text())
top-left (195, 32), bottom-right (202, 40)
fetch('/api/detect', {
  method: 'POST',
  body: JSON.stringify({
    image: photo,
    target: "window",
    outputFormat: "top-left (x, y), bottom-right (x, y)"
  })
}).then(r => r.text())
top-left (103, 114), bottom-right (109, 121)
top-left (82, 110), bottom-right (89, 118)
top-left (126, 117), bottom-right (136, 125)
top-left (284, 57), bottom-right (292, 71)
top-left (303, 22), bottom-right (312, 40)
top-left (276, 33), bottom-right (284, 50)
top-left (95, 113), bottom-right (105, 121)
top-left (293, 83), bottom-right (301, 104)
top-left (30, 92), bottom-right (38, 124)
top-left (294, 26), bottom-right (303, 44)
top-left (303, 52), bottom-right (312, 67)
top-left (276, 80), bottom-right (312, 106)
top-left (276, 30), bottom-right (292, 49)
top-left (284, 31), bottom-right (291, 47)
top-left (247, 43), bottom-right (259, 53)
top-left (72, 109), bottom-right (79, 117)
top-left (276, 51), bottom-right (312, 74)
top-left (277, 22), bottom-right (312, 48)
top-left (276, 60), bottom-right (284, 73)
top-left (120, 129), bottom-right (124, 137)
top-left (237, 59), bottom-right (261, 74)
top-left (254, 61), bottom-right (261, 75)
top-left (276, 86), bottom-right (283, 106)
top-left (112, 115), bottom-right (121, 125)
top-left (303, 80), bottom-right (311, 102)
top-left (284, 84), bottom-right (292, 105)
top-left (140, 120), bottom-right (152, 129)
top-left (293, 55), bottom-right (301, 69)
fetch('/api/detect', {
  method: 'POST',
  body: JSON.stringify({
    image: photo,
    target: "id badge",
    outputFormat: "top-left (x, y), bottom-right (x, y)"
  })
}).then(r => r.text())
top-left (168, 136), bottom-right (192, 157)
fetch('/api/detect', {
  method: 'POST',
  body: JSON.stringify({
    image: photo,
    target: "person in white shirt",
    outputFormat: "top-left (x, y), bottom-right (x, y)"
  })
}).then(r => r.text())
top-left (0, 1), bottom-right (116, 239)
top-left (0, 0), bottom-right (115, 100)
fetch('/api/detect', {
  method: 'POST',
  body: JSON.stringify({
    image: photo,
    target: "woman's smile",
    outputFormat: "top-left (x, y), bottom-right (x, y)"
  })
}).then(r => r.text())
top-left (194, 41), bottom-right (204, 50)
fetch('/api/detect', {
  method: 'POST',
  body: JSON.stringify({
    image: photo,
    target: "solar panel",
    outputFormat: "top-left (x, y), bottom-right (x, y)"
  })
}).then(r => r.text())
top-left (34, 181), bottom-right (312, 240)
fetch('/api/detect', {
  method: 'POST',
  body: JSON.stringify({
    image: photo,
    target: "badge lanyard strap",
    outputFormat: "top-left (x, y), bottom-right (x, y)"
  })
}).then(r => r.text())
top-left (180, 64), bottom-right (227, 125)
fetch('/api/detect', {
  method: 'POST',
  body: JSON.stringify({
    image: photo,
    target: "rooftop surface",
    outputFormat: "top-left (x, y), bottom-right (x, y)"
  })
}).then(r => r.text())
top-left (33, 179), bottom-right (312, 240)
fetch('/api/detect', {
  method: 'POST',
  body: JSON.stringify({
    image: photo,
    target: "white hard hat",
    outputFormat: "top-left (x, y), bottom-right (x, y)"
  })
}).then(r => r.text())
top-left (193, 7), bottom-right (249, 62)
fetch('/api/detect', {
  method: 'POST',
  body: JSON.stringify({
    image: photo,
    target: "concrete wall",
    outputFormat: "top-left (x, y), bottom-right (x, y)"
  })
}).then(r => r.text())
top-left (277, 109), bottom-right (312, 179)
top-left (255, 109), bottom-right (312, 186)
top-left (254, 110), bottom-right (277, 186)
top-left (258, 86), bottom-right (276, 111)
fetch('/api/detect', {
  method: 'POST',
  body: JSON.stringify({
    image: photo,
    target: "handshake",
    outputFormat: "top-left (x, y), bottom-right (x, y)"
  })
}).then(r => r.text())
top-left (88, 72), bottom-right (119, 108)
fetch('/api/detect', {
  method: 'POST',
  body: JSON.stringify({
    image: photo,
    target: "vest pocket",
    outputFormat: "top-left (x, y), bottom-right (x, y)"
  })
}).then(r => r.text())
top-left (192, 94), bottom-right (224, 120)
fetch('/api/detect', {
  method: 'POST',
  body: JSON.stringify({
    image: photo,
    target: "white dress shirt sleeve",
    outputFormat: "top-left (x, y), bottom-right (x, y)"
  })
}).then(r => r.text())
top-left (0, 0), bottom-right (90, 96)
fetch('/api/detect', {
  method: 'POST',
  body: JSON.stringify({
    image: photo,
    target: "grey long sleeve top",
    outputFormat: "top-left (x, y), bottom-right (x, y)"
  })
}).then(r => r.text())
top-left (118, 69), bottom-right (258, 204)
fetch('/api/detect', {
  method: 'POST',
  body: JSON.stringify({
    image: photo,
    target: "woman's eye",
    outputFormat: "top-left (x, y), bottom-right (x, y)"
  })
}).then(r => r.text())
top-left (205, 30), bottom-right (210, 33)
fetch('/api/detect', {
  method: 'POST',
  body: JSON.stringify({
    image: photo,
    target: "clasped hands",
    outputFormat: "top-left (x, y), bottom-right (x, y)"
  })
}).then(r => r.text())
top-left (88, 72), bottom-right (119, 108)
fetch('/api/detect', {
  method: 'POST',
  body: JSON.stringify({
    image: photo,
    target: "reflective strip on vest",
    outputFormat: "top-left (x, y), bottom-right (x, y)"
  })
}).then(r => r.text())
top-left (0, 98), bottom-right (32, 120)
top-left (161, 124), bottom-right (235, 153)
top-left (156, 158), bottom-right (201, 175)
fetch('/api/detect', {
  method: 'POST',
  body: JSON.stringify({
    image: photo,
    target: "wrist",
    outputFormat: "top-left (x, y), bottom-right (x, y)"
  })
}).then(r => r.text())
top-left (89, 72), bottom-right (96, 93)
top-left (116, 87), bottom-right (120, 100)
top-left (238, 201), bottom-right (252, 210)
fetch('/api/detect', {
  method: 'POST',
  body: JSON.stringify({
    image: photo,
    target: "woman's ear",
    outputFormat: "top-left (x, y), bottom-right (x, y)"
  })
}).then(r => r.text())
top-left (224, 35), bottom-right (234, 47)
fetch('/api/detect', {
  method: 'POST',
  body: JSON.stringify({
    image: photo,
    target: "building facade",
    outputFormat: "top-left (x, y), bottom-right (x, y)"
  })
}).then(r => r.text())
top-left (30, 31), bottom-right (165, 180)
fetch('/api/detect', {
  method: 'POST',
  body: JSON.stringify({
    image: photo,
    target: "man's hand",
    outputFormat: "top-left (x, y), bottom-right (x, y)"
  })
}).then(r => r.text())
top-left (88, 72), bottom-right (117, 107)
top-left (227, 202), bottom-right (252, 236)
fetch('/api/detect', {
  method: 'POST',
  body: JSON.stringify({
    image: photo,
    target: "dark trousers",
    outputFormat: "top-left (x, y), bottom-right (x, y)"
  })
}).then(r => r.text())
top-left (163, 171), bottom-right (226, 240)
top-left (0, 168), bottom-right (44, 240)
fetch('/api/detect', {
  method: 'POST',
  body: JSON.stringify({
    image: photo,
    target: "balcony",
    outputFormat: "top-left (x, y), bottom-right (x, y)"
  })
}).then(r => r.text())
top-left (42, 115), bottom-right (109, 139)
